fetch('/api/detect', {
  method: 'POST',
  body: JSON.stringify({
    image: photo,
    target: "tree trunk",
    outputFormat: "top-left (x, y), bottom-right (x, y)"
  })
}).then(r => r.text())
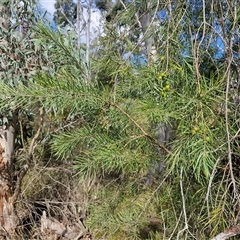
top-left (139, 1), bottom-right (156, 63)
top-left (0, 125), bottom-right (17, 234)
top-left (0, 1), bottom-right (18, 236)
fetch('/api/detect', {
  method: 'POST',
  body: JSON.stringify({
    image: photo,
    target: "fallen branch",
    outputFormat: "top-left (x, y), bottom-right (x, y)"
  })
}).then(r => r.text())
top-left (41, 211), bottom-right (89, 239)
top-left (41, 211), bottom-right (66, 236)
top-left (211, 225), bottom-right (240, 240)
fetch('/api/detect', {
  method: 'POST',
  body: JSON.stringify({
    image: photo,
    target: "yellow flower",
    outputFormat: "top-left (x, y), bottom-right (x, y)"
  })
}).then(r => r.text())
top-left (193, 126), bottom-right (199, 132)
top-left (163, 84), bottom-right (170, 91)
top-left (157, 72), bottom-right (167, 80)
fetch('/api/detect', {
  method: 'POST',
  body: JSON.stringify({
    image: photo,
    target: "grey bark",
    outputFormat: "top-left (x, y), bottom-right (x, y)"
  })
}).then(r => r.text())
top-left (138, 1), bottom-right (171, 184)
top-left (0, 125), bottom-right (16, 232)
top-left (146, 122), bottom-right (170, 185)
top-left (138, 1), bottom-right (157, 63)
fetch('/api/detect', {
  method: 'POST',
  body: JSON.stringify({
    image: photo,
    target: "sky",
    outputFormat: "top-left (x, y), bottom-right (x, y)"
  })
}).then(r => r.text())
top-left (39, 0), bottom-right (103, 41)
top-left (39, 0), bottom-right (56, 17)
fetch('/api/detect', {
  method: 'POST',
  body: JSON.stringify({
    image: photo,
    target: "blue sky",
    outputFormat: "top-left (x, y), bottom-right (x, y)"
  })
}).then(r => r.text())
top-left (39, 0), bottom-right (56, 17)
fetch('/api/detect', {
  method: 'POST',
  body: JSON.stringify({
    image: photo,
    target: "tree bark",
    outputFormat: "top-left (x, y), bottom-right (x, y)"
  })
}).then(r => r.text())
top-left (0, 125), bottom-right (17, 235)
top-left (138, 1), bottom-right (156, 63)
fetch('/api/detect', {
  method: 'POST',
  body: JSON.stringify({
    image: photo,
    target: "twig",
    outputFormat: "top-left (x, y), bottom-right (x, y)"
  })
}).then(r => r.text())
top-left (203, 157), bottom-right (221, 218)
top-left (19, 120), bottom-right (25, 149)
top-left (11, 164), bottom-right (28, 203)
top-left (119, 0), bottom-right (127, 9)
top-left (60, 7), bottom-right (76, 29)
top-left (109, 102), bottom-right (172, 155)
top-left (225, 47), bottom-right (237, 198)
top-left (168, 211), bottom-right (183, 240)
top-left (176, 168), bottom-right (188, 239)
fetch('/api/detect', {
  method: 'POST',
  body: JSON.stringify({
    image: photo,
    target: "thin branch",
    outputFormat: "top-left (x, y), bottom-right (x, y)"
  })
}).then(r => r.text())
top-left (119, 0), bottom-right (127, 9)
top-left (225, 45), bottom-right (237, 198)
top-left (60, 7), bottom-right (76, 29)
top-left (11, 164), bottom-right (28, 203)
top-left (19, 120), bottom-right (25, 149)
top-left (168, 211), bottom-right (183, 240)
top-left (176, 168), bottom-right (188, 239)
top-left (203, 157), bottom-right (221, 219)
top-left (109, 102), bottom-right (172, 155)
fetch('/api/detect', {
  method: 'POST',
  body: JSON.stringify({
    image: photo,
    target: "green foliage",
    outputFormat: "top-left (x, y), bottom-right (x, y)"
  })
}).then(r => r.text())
top-left (33, 24), bottom-right (88, 73)
top-left (1, 0), bottom-right (240, 239)
top-left (0, 0), bottom-right (49, 85)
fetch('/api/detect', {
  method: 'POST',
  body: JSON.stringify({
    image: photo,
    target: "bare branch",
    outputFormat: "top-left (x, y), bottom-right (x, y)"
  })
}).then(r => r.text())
top-left (60, 7), bottom-right (76, 29)
top-left (176, 168), bottom-right (188, 239)
top-left (211, 225), bottom-right (240, 240)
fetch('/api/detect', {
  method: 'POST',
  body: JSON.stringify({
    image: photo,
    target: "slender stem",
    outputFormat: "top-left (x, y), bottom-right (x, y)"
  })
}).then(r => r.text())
top-left (109, 102), bottom-right (172, 155)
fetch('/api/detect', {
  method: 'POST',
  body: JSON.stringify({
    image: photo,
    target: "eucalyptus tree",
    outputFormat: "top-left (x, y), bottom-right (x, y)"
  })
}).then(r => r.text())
top-left (0, 0), bottom-right (53, 236)
top-left (0, 0), bottom-right (15, 233)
